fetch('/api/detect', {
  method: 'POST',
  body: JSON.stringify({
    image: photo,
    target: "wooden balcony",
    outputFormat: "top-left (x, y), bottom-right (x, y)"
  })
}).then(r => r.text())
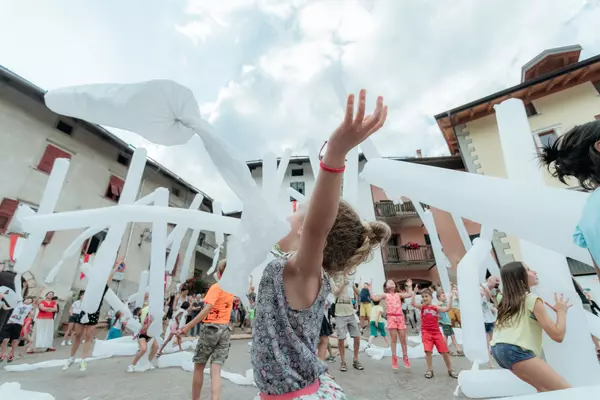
top-left (384, 245), bottom-right (435, 270)
top-left (374, 201), bottom-right (421, 227)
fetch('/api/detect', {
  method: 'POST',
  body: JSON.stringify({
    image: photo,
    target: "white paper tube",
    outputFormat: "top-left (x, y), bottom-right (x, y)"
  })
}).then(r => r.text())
top-left (135, 270), bottom-right (149, 308)
top-left (148, 188), bottom-right (168, 338)
top-left (45, 190), bottom-right (160, 284)
top-left (262, 152), bottom-right (278, 203)
top-left (495, 98), bottom-right (600, 385)
top-left (14, 158), bottom-right (70, 273)
top-left (103, 288), bottom-right (141, 334)
top-left (415, 206), bottom-right (451, 293)
top-left (20, 205), bottom-right (240, 235)
top-left (180, 228), bottom-right (201, 284)
top-left (457, 239), bottom-right (492, 364)
top-left (82, 149), bottom-right (146, 313)
top-left (452, 214), bottom-right (473, 252)
top-left (207, 246), bottom-right (221, 276)
top-left (343, 147), bottom-right (359, 209)
top-left (212, 200), bottom-right (224, 245)
top-left (360, 138), bottom-right (382, 160)
top-left (275, 148), bottom-right (292, 191)
top-left (305, 139), bottom-right (320, 180)
top-left (0, 286), bottom-right (18, 308)
top-left (360, 159), bottom-right (590, 264)
top-left (458, 368), bottom-right (536, 398)
top-left (166, 194), bottom-right (203, 274)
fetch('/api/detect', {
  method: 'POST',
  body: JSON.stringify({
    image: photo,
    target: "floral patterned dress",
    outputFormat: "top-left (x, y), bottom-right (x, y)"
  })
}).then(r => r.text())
top-left (251, 258), bottom-right (346, 399)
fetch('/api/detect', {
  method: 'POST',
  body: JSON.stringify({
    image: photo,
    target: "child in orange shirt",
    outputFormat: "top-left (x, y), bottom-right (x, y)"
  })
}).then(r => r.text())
top-left (179, 260), bottom-right (233, 400)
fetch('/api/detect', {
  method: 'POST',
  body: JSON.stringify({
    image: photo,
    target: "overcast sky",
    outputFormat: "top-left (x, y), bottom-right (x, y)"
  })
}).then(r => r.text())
top-left (2, 0), bottom-right (600, 210)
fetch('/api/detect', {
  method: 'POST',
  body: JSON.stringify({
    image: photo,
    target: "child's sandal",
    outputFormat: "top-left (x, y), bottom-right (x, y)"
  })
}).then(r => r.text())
top-left (352, 360), bottom-right (364, 371)
top-left (425, 370), bottom-right (434, 379)
top-left (448, 370), bottom-right (459, 379)
top-left (340, 362), bottom-right (347, 372)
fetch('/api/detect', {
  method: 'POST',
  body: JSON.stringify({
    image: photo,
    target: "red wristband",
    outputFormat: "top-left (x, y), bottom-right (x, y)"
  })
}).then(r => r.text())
top-left (320, 159), bottom-right (345, 173)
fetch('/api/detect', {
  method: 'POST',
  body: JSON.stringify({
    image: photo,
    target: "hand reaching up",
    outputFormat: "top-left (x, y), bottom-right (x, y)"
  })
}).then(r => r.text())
top-left (545, 293), bottom-right (572, 314)
top-left (327, 90), bottom-right (387, 158)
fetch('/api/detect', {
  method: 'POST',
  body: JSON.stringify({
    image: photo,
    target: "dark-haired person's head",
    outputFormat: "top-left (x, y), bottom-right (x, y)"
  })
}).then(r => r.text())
top-left (181, 301), bottom-right (190, 310)
top-left (539, 120), bottom-right (600, 190)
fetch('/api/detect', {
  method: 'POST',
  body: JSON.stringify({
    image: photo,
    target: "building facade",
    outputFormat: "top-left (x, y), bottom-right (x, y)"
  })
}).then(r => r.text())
top-left (435, 45), bottom-right (600, 275)
top-left (246, 154), bottom-right (483, 286)
top-left (0, 66), bottom-right (218, 325)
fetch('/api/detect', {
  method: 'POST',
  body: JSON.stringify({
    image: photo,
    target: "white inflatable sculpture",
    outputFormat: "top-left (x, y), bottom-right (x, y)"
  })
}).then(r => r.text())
top-left (360, 99), bottom-right (600, 398)
top-left (495, 99), bottom-right (600, 386)
top-left (42, 80), bottom-right (290, 300)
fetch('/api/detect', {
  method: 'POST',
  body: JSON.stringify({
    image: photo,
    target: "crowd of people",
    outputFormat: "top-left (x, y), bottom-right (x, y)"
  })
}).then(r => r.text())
top-left (2, 96), bottom-right (600, 400)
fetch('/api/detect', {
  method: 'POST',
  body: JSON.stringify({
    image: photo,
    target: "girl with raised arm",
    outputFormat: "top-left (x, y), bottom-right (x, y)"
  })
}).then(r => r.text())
top-left (491, 262), bottom-right (571, 392)
top-left (370, 279), bottom-right (413, 370)
top-left (251, 90), bottom-right (390, 399)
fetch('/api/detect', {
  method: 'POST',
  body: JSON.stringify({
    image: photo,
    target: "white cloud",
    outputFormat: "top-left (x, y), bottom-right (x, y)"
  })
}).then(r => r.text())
top-left (1, 0), bottom-right (599, 211)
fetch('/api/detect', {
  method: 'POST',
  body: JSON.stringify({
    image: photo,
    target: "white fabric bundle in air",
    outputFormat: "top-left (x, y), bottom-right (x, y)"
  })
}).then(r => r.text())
top-left (44, 80), bottom-right (290, 301)
top-left (45, 80), bottom-right (200, 146)
top-left (92, 338), bottom-right (138, 357)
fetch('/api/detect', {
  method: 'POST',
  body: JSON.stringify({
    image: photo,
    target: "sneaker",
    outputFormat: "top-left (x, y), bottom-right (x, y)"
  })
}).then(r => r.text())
top-left (149, 364), bottom-right (155, 370)
top-left (62, 358), bottom-right (75, 371)
top-left (68, 340), bottom-right (73, 345)
top-left (80, 359), bottom-right (88, 372)
top-left (61, 340), bottom-right (66, 346)
top-left (403, 356), bottom-right (411, 369)
top-left (127, 365), bottom-right (135, 373)
top-left (391, 356), bottom-right (399, 370)
top-left (326, 355), bottom-right (336, 363)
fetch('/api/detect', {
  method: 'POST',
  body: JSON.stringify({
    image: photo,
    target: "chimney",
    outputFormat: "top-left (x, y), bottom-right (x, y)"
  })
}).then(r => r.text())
top-left (416, 149), bottom-right (423, 158)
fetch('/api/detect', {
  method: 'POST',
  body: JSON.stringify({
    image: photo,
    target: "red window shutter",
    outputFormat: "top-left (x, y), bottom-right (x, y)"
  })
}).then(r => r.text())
top-left (37, 145), bottom-right (71, 174)
top-left (106, 176), bottom-right (124, 201)
top-left (0, 198), bottom-right (19, 234)
top-left (42, 231), bottom-right (55, 245)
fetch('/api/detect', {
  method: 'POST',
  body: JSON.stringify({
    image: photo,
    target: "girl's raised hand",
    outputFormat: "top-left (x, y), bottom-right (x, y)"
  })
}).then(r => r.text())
top-left (545, 293), bottom-right (572, 313)
top-left (327, 90), bottom-right (387, 157)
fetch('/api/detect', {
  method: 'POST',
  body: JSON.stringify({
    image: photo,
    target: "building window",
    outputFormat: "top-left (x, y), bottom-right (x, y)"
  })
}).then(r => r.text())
top-left (105, 175), bottom-right (125, 202)
top-left (172, 186), bottom-right (181, 198)
top-left (424, 234), bottom-right (431, 245)
top-left (56, 120), bottom-right (74, 135)
top-left (593, 80), bottom-right (600, 95)
top-left (525, 103), bottom-right (538, 117)
top-left (291, 168), bottom-right (304, 177)
top-left (117, 153), bottom-right (131, 166)
top-left (0, 198), bottom-right (19, 234)
top-left (290, 181), bottom-right (305, 201)
top-left (536, 130), bottom-right (558, 150)
top-left (198, 231), bottom-right (207, 246)
top-left (37, 144), bottom-right (72, 174)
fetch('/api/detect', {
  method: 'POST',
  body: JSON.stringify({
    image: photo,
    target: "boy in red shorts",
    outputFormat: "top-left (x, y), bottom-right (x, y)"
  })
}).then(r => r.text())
top-left (411, 286), bottom-right (458, 379)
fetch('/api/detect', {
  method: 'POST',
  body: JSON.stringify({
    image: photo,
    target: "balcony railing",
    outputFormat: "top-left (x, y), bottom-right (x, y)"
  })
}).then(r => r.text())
top-left (385, 245), bottom-right (434, 264)
top-left (374, 201), bottom-right (418, 218)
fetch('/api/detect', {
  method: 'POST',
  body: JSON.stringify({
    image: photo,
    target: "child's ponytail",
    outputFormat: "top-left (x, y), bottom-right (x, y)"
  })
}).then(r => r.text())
top-left (539, 120), bottom-right (600, 190)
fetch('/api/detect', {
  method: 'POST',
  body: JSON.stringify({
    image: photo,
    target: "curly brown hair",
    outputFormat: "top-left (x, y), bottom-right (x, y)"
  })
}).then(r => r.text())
top-left (323, 200), bottom-right (391, 276)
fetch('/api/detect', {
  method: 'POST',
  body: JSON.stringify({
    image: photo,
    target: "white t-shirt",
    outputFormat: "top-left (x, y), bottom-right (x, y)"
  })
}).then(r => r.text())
top-left (71, 300), bottom-right (83, 315)
top-left (481, 294), bottom-right (497, 323)
top-left (8, 302), bottom-right (33, 325)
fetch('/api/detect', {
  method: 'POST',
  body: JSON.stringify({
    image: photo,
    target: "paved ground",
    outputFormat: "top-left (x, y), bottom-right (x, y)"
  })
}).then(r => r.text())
top-left (0, 335), bottom-right (476, 400)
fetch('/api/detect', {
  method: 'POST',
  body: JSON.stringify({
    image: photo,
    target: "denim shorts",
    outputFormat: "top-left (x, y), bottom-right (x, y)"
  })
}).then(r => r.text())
top-left (491, 343), bottom-right (536, 370)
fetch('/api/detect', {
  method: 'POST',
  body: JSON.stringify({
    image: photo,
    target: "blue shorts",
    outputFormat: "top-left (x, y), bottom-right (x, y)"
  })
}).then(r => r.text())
top-left (491, 343), bottom-right (536, 370)
top-left (484, 322), bottom-right (495, 333)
